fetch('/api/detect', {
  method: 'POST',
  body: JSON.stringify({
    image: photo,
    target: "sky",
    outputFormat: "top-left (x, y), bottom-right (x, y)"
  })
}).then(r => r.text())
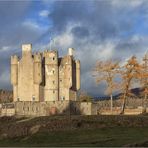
top-left (0, 0), bottom-right (148, 97)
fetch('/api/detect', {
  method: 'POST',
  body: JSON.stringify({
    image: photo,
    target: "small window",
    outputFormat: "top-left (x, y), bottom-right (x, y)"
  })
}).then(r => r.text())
top-left (17, 98), bottom-right (20, 101)
top-left (60, 79), bottom-right (62, 82)
top-left (32, 96), bottom-right (35, 101)
top-left (53, 81), bottom-right (55, 84)
top-left (53, 57), bottom-right (55, 60)
top-left (62, 96), bottom-right (65, 101)
top-left (53, 90), bottom-right (55, 94)
top-left (53, 70), bottom-right (55, 74)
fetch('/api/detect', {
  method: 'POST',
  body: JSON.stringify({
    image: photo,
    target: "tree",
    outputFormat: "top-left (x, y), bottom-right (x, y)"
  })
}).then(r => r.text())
top-left (120, 56), bottom-right (142, 114)
top-left (140, 52), bottom-right (148, 110)
top-left (92, 60), bottom-right (119, 113)
top-left (78, 90), bottom-right (93, 102)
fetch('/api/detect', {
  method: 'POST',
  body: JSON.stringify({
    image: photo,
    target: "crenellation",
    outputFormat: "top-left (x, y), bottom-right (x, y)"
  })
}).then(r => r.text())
top-left (22, 44), bottom-right (32, 57)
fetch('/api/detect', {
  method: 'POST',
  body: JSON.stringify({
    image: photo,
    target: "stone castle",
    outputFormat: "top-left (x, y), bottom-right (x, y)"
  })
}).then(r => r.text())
top-left (11, 44), bottom-right (80, 102)
top-left (0, 44), bottom-right (144, 116)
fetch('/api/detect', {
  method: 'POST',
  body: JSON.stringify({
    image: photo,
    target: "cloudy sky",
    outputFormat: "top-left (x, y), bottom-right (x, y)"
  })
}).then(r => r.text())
top-left (0, 0), bottom-right (148, 96)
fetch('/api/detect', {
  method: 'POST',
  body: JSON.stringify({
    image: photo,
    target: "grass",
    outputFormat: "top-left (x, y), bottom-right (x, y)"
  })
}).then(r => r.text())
top-left (0, 127), bottom-right (148, 147)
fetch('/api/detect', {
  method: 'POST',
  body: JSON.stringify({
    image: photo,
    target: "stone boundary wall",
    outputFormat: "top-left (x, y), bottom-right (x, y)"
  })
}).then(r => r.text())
top-left (95, 98), bottom-right (148, 109)
top-left (0, 98), bottom-right (147, 116)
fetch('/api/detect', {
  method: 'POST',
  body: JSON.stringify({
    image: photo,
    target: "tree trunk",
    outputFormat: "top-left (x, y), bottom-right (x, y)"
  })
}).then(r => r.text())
top-left (121, 93), bottom-right (126, 114)
top-left (110, 94), bottom-right (113, 114)
top-left (143, 92), bottom-right (147, 112)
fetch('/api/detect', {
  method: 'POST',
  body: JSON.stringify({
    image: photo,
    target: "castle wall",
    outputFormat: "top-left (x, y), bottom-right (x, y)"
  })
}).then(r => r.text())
top-left (14, 101), bottom-right (81, 116)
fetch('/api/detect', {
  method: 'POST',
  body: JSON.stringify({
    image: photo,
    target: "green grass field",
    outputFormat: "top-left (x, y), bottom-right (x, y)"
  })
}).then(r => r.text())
top-left (0, 126), bottom-right (148, 146)
top-left (0, 115), bottom-right (148, 147)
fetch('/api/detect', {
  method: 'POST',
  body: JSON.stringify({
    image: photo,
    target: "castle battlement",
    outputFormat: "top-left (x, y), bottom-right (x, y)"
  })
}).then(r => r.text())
top-left (11, 55), bottom-right (19, 64)
top-left (34, 53), bottom-right (42, 62)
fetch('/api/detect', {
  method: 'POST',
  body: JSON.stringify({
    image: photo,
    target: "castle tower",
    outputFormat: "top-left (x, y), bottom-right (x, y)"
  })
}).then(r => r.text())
top-left (44, 50), bottom-right (59, 101)
top-left (33, 52), bottom-right (43, 101)
top-left (76, 60), bottom-right (80, 90)
top-left (11, 55), bottom-right (18, 101)
top-left (59, 48), bottom-right (79, 101)
top-left (17, 44), bottom-right (35, 101)
top-left (33, 52), bottom-right (42, 84)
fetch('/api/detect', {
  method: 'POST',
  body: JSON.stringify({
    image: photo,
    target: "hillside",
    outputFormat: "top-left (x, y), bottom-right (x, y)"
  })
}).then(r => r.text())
top-left (94, 87), bottom-right (143, 101)
top-left (0, 115), bottom-right (148, 146)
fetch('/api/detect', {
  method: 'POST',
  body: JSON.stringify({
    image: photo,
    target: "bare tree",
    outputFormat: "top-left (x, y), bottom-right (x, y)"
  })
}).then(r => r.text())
top-left (120, 56), bottom-right (142, 114)
top-left (92, 60), bottom-right (119, 113)
top-left (78, 90), bottom-right (93, 102)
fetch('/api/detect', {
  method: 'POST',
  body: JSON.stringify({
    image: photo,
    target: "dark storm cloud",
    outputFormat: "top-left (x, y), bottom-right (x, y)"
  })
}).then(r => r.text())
top-left (49, 1), bottom-right (91, 34)
top-left (48, 0), bottom-right (148, 96)
top-left (49, 0), bottom-right (139, 41)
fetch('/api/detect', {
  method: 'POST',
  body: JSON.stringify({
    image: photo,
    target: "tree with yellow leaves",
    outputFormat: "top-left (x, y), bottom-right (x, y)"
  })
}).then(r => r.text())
top-left (120, 56), bottom-right (142, 114)
top-left (140, 52), bottom-right (148, 110)
top-left (92, 60), bottom-right (119, 113)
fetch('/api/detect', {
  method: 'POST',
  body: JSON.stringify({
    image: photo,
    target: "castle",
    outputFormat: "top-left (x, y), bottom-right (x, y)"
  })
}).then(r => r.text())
top-left (0, 44), bottom-right (96, 116)
top-left (11, 44), bottom-right (80, 102)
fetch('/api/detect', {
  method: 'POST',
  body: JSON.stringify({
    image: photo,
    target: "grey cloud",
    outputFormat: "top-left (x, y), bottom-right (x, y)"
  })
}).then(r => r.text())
top-left (0, 1), bottom-right (47, 90)
top-left (71, 26), bottom-right (89, 38)
top-left (47, 0), bottom-right (148, 96)
top-left (49, 0), bottom-right (139, 41)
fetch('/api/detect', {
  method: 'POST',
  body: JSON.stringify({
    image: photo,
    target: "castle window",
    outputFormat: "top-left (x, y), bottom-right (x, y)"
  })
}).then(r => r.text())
top-left (32, 96), bottom-right (35, 101)
top-left (17, 98), bottom-right (20, 101)
top-left (62, 96), bottom-right (65, 101)
top-left (60, 79), bottom-right (62, 82)
top-left (53, 90), bottom-right (55, 94)
top-left (53, 81), bottom-right (55, 84)
top-left (53, 57), bottom-right (55, 60)
top-left (53, 70), bottom-right (55, 74)
top-left (36, 107), bottom-right (39, 111)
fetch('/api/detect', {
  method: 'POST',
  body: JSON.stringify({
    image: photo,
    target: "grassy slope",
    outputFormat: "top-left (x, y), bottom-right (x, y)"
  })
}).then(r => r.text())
top-left (0, 127), bottom-right (148, 147)
top-left (0, 115), bottom-right (148, 147)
